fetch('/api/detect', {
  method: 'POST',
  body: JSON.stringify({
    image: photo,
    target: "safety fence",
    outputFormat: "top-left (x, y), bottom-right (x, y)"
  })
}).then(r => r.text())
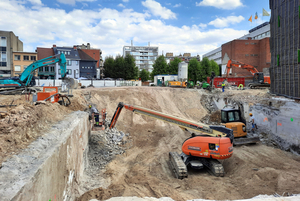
top-left (35, 79), bottom-right (141, 88)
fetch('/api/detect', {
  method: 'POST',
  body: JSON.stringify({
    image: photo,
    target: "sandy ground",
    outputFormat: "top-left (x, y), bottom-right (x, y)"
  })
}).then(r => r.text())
top-left (1, 87), bottom-right (300, 201)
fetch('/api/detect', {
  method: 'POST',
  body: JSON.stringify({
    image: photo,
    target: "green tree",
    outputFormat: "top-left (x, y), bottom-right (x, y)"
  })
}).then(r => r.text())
top-left (150, 55), bottom-right (167, 79)
top-left (210, 60), bottom-right (220, 76)
top-left (139, 69), bottom-right (150, 82)
top-left (124, 54), bottom-right (138, 80)
top-left (199, 57), bottom-right (211, 81)
top-left (167, 57), bottom-right (181, 74)
top-left (188, 58), bottom-right (201, 83)
top-left (103, 56), bottom-right (115, 78)
top-left (114, 55), bottom-right (125, 78)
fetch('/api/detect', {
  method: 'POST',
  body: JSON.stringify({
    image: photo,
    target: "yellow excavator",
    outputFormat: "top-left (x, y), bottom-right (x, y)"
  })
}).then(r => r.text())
top-left (221, 104), bottom-right (260, 145)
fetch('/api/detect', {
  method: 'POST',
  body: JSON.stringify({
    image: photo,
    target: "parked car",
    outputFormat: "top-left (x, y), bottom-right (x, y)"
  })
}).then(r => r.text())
top-left (103, 78), bottom-right (113, 80)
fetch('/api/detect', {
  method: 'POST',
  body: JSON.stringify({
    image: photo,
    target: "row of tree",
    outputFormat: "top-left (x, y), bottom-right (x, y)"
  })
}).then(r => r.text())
top-left (151, 55), bottom-right (220, 83)
top-left (103, 54), bottom-right (139, 80)
top-left (103, 54), bottom-right (219, 83)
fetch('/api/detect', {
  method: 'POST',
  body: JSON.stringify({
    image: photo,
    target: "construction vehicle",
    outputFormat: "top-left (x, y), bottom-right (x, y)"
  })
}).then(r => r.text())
top-left (0, 53), bottom-right (73, 89)
top-left (226, 59), bottom-right (270, 89)
top-left (221, 104), bottom-right (260, 146)
top-left (168, 62), bottom-right (195, 88)
top-left (109, 102), bottom-right (234, 178)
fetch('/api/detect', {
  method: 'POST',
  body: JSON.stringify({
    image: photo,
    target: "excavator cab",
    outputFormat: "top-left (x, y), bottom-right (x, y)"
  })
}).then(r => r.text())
top-left (253, 72), bottom-right (265, 84)
top-left (221, 108), bottom-right (247, 138)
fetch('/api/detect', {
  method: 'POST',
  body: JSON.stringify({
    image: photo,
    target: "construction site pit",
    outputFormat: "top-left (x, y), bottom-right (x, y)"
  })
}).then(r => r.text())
top-left (0, 87), bottom-right (300, 201)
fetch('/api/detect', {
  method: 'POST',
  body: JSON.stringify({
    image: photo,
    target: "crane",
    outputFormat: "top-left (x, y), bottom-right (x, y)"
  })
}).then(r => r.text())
top-left (0, 53), bottom-right (69, 88)
top-left (226, 59), bottom-right (270, 89)
top-left (109, 102), bottom-right (234, 178)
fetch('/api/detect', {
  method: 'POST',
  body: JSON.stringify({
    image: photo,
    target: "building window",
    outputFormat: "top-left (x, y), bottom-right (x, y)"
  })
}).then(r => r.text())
top-left (67, 60), bottom-right (72, 66)
top-left (24, 55), bottom-right (29, 61)
top-left (67, 51), bottom-right (70, 55)
top-left (45, 66), bottom-right (49, 72)
top-left (50, 67), bottom-right (55, 72)
top-left (39, 67), bottom-right (43, 72)
top-left (58, 51), bottom-right (61, 54)
top-left (30, 56), bottom-right (36, 61)
top-left (278, 15), bottom-right (280, 27)
top-left (0, 37), bottom-right (6, 46)
top-left (67, 69), bottom-right (72, 75)
top-left (245, 43), bottom-right (249, 45)
top-left (14, 55), bottom-right (20, 60)
top-left (15, 65), bottom-right (21, 71)
top-left (0, 52), bottom-right (6, 62)
top-left (76, 61), bottom-right (78, 65)
top-left (251, 54), bottom-right (258, 56)
top-left (23, 65), bottom-right (28, 69)
top-left (245, 54), bottom-right (249, 56)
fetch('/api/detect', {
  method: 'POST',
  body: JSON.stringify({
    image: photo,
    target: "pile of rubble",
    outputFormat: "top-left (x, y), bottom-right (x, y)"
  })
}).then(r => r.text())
top-left (87, 127), bottom-right (133, 170)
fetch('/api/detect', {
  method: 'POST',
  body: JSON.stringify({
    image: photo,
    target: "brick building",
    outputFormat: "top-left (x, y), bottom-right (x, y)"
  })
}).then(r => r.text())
top-left (12, 51), bottom-right (37, 77)
top-left (221, 37), bottom-right (270, 78)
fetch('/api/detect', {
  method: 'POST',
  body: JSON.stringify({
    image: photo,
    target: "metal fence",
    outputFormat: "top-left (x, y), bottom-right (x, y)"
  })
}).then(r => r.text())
top-left (35, 79), bottom-right (141, 88)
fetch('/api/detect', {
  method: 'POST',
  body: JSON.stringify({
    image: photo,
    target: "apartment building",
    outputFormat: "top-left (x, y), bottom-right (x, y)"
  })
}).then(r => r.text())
top-left (12, 51), bottom-right (37, 76)
top-left (0, 31), bottom-right (23, 77)
top-left (123, 43), bottom-right (158, 73)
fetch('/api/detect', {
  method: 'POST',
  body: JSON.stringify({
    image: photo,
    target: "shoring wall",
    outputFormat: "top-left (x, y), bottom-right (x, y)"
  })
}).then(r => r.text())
top-left (269, 0), bottom-right (300, 98)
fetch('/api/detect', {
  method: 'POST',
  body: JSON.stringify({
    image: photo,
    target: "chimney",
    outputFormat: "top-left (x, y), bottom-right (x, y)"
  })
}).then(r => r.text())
top-left (87, 43), bottom-right (90, 49)
top-left (248, 37), bottom-right (252, 40)
top-left (73, 45), bottom-right (77, 50)
top-left (53, 44), bottom-right (56, 47)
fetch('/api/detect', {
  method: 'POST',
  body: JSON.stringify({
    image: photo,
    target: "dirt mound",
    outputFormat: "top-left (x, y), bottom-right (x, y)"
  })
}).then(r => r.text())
top-left (0, 93), bottom-right (86, 164)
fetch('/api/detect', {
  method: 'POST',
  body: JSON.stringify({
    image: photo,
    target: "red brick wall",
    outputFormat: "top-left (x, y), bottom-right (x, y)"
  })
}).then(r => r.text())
top-left (36, 47), bottom-right (54, 60)
top-left (222, 37), bottom-right (270, 77)
top-left (81, 49), bottom-right (100, 67)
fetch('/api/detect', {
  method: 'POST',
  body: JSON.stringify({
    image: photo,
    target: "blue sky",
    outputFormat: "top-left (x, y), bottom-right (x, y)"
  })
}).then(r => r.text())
top-left (0, 0), bottom-right (270, 58)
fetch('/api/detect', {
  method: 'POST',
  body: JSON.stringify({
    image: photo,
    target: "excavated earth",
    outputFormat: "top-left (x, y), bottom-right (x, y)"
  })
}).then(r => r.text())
top-left (1, 87), bottom-right (300, 201)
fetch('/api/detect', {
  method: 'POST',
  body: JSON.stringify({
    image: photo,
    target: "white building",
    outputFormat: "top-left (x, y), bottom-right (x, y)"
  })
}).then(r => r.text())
top-left (202, 47), bottom-right (222, 65)
top-left (123, 43), bottom-right (158, 73)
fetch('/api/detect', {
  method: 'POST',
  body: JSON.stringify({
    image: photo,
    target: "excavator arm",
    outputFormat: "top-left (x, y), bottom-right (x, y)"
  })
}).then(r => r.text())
top-left (109, 102), bottom-right (234, 141)
top-left (0, 53), bottom-right (68, 88)
top-left (19, 53), bottom-right (67, 86)
top-left (226, 59), bottom-right (259, 77)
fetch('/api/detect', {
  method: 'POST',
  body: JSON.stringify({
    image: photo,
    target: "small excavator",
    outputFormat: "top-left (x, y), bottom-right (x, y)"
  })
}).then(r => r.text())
top-left (109, 102), bottom-right (234, 179)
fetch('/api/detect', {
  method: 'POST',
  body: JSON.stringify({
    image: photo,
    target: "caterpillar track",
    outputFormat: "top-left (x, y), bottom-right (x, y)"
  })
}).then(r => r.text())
top-left (168, 152), bottom-right (188, 179)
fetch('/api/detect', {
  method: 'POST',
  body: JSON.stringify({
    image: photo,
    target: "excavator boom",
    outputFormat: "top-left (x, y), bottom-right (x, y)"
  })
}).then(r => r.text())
top-left (109, 102), bottom-right (234, 178)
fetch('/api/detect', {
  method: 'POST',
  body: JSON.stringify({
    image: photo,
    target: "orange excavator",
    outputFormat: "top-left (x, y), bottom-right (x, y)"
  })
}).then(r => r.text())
top-left (109, 102), bottom-right (234, 178)
top-left (226, 59), bottom-right (270, 89)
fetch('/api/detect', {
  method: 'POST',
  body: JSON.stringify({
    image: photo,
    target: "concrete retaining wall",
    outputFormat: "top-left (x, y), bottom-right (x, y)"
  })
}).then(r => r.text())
top-left (0, 111), bottom-right (90, 201)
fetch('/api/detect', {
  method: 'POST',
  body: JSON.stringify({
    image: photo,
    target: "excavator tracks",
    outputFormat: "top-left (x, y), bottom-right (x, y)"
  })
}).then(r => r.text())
top-left (203, 159), bottom-right (225, 177)
top-left (168, 152), bottom-right (188, 179)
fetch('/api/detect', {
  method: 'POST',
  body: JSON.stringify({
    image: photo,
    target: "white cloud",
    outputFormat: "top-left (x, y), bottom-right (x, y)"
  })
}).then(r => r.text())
top-left (173, 3), bottom-right (181, 8)
top-left (57, 0), bottom-right (96, 6)
top-left (122, 0), bottom-right (129, 2)
top-left (142, 0), bottom-right (176, 19)
top-left (208, 15), bottom-right (244, 28)
top-left (118, 3), bottom-right (125, 8)
top-left (196, 0), bottom-right (243, 10)
top-left (0, 0), bottom-right (248, 59)
top-left (198, 23), bottom-right (207, 29)
top-left (28, 0), bottom-right (43, 5)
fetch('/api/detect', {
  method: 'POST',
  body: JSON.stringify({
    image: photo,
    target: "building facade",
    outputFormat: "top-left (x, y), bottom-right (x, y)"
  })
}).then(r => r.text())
top-left (202, 47), bottom-right (222, 65)
top-left (269, 0), bottom-right (300, 98)
top-left (77, 49), bottom-right (97, 79)
top-left (123, 44), bottom-right (158, 72)
top-left (12, 51), bottom-right (37, 77)
top-left (0, 31), bottom-right (23, 77)
top-left (221, 37), bottom-right (271, 77)
top-left (53, 46), bottom-right (80, 79)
